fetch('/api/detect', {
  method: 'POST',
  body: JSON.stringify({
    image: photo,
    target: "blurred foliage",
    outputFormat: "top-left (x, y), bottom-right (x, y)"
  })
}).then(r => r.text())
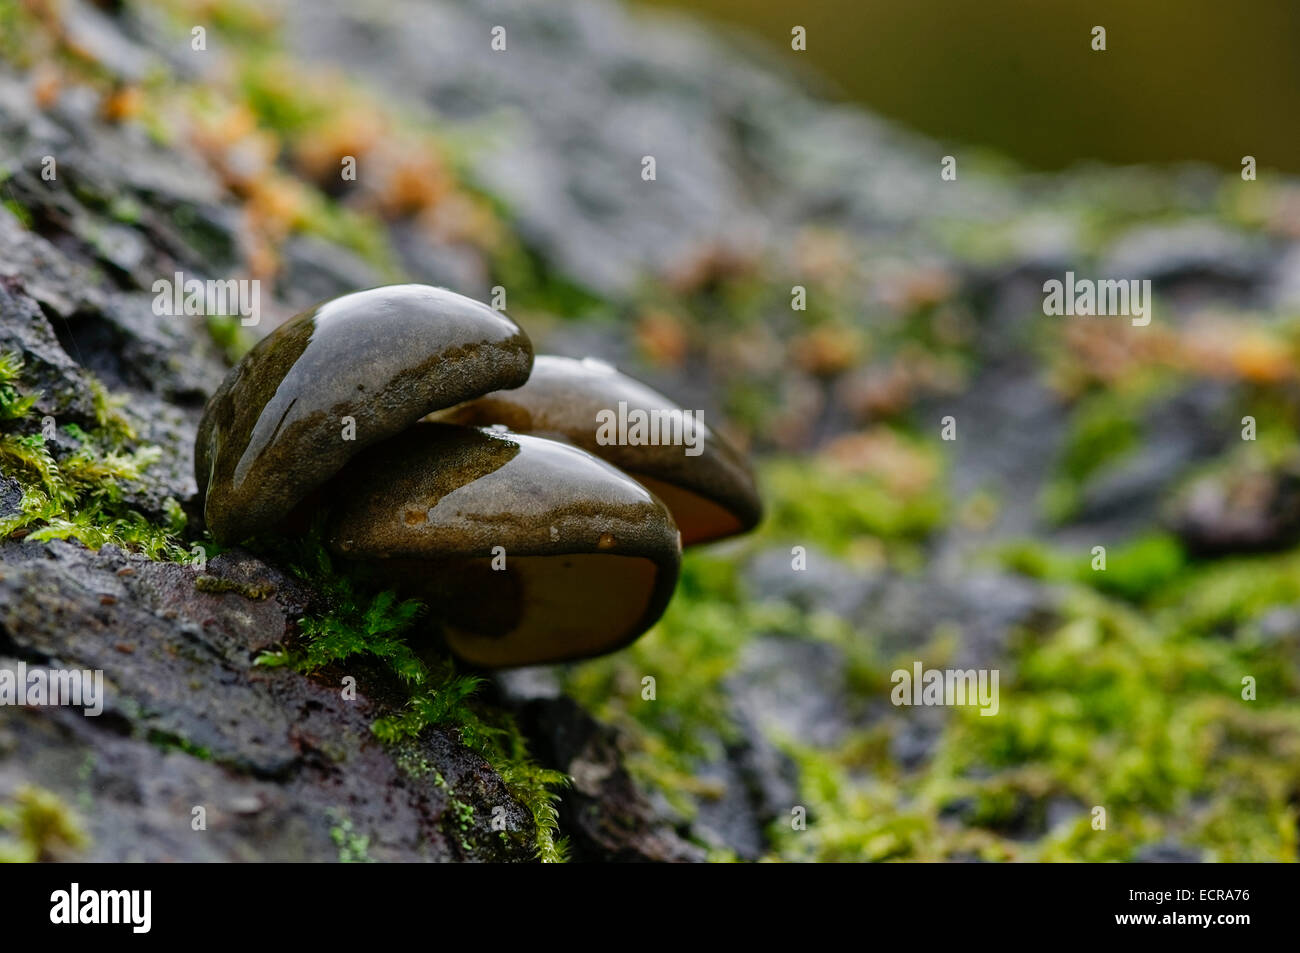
top-left (0, 785), bottom-right (89, 862)
top-left (571, 455), bottom-right (1300, 861)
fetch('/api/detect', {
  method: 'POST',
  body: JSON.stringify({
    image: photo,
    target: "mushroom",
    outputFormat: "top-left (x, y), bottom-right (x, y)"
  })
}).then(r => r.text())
top-left (433, 355), bottom-right (762, 545)
top-left (196, 284), bottom-right (534, 544)
top-left (195, 286), bottom-right (760, 667)
top-left (324, 422), bottom-right (681, 667)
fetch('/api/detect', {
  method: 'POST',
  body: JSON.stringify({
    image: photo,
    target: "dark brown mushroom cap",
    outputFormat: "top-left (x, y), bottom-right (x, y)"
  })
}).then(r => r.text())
top-left (196, 284), bottom-right (533, 544)
top-left (324, 423), bottom-right (682, 667)
top-left (434, 355), bottom-right (762, 545)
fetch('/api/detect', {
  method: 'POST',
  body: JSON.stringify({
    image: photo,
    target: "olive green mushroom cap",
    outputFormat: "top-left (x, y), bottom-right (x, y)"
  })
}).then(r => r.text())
top-left (324, 423), bottom-right (682, 667)
top-left (435, 355), bottom-right (762, 546)
top-left (196, 284), bottom-right (533, 544)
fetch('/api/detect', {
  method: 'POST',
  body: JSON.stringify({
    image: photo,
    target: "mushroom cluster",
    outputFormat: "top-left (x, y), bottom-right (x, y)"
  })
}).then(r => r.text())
top-left (196, 284), bottom-right (761, 667)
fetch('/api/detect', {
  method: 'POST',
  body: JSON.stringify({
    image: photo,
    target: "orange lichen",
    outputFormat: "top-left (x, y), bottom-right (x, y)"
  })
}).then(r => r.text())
top-left (822, 427), bottom-right (939, 496)
top-left (31, 63), bottom-right (61, 108)
top-left (100, 84), bottom-right (142, 123)
top-left (791, 324), bottom-right (863, 377)
top-left (635, 308), bottom-right (689, 368)
top-left (667, 242), bottom-right (758, 296)
top-left (875, 261), bottom-right (958, 312)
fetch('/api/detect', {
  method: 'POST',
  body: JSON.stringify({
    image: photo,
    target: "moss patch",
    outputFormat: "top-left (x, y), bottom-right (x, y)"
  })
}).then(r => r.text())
top-left (194, 573), bottom-right (274, 600)
top-left (0, 353), bottom-right (188, 559)
top-left (565, 449), bottom-right (1300, 862)
top-left (253, 528), bottom-right (569, 863)
top-left (0, 785), bottom-right (90, 862)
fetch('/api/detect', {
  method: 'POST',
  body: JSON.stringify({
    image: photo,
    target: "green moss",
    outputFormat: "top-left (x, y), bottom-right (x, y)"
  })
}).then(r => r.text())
top-left (1058, 393), bottom-right (1142, 484)
top-left (902, 571), bottom-right (1290, 860)
top-left (1158, 549), bottom-right (1300, 646)
top-left (483, 226), bottom-right (605, 321)
top-left (146, 729), bottom-right (213, 761)
top-left (1041, 390), bottom-right (1143, 524)
top-left (204, 314), bottom-right (258, 364)
top-left (0, 1), bottom-right (34, 67)
top-left (238, 57), bottom-right (330, 135)
top-left (194, 574), bottom-right (274, 600)
top-left (392, 743), bottom-right (440, 780)
top-left (1039, 367), bottom-right (1199, 524)
top-left (166, 203), bottom-right (240, 271)
top-left (0, 785), bottom-right (90, 862)
top-left (936, 589), bottom-right (1298, 860)
top-left (1089, 534), bottom-right (1187, 601)
top-left (934, 169), bottom-right (1206, 267)
top-left (0, 352), bottom-right (38, 421)
top-left (561, 426), bottom-right (1300, 862)
top-left (107, 196), bottom-right (143, 225)
top-left (447, 796), bottom-right (476, 852)
top-left (760, 577), bottom-right (1299, 861)
top-left (758, 449), bottom-right (948, 557)
top-left (292, 193), bottom-right (403, 279)
top-left (325, 808), bottom-right (374, 863)
top-left (1, 199), bottom-right (32, 230)
top-left (562, 555), bottom-right (748, 809)
top-left (253, 528), bottom-right (569, 862)
top-left (0, 353), bottom-right (189, 560)
top-left (999, 532), bottom-right (1188, 603)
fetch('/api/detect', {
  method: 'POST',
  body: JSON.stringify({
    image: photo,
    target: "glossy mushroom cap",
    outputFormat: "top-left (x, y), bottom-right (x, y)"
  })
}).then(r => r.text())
top-left (196, 284), bottom-right (533, 544)
top-left (324, 423), bottom-right (682, 667)
top-left (435, 355), bottom-right (761, 545)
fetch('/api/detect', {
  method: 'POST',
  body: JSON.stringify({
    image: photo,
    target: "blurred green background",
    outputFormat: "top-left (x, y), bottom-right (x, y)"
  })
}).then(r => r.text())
top-left (646, 0), bottom-right (1300, 171)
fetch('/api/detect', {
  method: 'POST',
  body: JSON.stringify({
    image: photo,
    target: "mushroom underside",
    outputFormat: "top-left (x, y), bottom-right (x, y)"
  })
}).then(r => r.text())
top-left (350, 553), bottom-right (666, 667)
top-left (631, 474), bottom-right (745, 547)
